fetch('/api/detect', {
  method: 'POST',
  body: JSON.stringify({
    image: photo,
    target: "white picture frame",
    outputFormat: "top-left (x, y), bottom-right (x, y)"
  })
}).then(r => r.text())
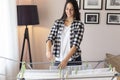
top-left (105, 0), bottom-right (120, 10)
top-left (76, 0), bottom-right (81, 9)
top-left (85, 13), bottom-right (100, 24)
top-left (83, 0), bottom-right (103, 10)
top-left (107, 13), bottom-right (120, 25)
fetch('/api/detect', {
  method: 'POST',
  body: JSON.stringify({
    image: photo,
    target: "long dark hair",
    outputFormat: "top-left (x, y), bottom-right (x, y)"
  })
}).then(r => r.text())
top-left (60, 0), bottom-right (80, 20)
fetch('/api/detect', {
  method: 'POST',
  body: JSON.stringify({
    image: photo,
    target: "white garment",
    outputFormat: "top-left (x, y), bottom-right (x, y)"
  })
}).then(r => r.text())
top-left (55, 25), bottom-right (71, 61)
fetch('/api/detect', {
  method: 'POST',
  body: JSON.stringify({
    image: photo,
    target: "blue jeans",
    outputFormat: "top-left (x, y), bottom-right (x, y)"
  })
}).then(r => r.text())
top-left (54, 56), bottom-right (82, 66)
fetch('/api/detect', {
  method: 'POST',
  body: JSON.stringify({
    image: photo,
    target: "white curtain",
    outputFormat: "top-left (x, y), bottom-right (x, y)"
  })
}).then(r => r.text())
top-left (0, 0), bottom-right (19, 80)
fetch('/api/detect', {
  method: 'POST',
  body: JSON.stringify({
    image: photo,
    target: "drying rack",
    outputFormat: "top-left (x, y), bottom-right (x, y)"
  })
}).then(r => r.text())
top-left (0, 56), bottom-right (119, 80)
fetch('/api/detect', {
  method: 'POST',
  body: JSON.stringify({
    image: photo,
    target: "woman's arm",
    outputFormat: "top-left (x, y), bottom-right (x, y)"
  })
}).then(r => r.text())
top-left (46, 40), bottom-right (54, 61)
top-left (46, 20), bottom-right (58, 61)
top-left (58, 45), bottom-right (77, 69)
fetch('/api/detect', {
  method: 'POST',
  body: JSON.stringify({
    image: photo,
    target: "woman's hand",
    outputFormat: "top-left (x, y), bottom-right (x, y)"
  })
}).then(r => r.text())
top-left (46, 40), bottom-right (54, 61)
top-left (46, 51), bottom-right (54, 61)
top-left (58, 59), bottom-right (68, 69)
top-left (58, 45), bottom-right (77, 69)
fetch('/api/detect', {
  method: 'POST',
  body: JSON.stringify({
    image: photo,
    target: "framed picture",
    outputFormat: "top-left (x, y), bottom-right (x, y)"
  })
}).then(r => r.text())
top-left (76, 0), bottom-right (81, 9)
top-left (107, 13), bottom-right (120, 25)
top-left (85, 13), bottom-right (100, 24)
top-left (105, 0), bottom-right (120, 10)
top-left (83, 0), bottom-right (103, 10)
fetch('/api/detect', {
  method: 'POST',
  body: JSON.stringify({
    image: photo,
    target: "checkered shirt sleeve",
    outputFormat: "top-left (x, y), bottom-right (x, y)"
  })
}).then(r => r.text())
top-left (72, 21), bottom-right (84, 49)
top-left (47, 20), bottom-right (58, 44)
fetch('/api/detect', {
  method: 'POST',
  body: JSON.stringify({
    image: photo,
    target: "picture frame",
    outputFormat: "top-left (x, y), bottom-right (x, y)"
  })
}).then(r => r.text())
top-left (85, 13), bottom-right (100, 24)
top-left (107, 13), bottom-right (120, 25)
top-left (76, 0), bottom-right (81, 10)
top-left (105, 0), bottom-right (120, 10)
top-left (83, 0), bottom-right (103, 10)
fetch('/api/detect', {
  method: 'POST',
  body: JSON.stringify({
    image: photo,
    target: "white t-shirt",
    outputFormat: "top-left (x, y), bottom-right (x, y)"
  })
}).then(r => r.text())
top-left (55, 25), bottom-right (71, 61)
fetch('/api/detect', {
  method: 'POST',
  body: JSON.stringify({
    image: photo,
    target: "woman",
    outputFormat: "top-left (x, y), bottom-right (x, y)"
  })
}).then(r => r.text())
top-left (46, 0), bottom-right (84, 69)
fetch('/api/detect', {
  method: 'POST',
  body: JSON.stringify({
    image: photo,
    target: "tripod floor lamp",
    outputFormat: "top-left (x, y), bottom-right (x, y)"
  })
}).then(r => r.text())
top-left (17, 5), bottom-right (39, 69)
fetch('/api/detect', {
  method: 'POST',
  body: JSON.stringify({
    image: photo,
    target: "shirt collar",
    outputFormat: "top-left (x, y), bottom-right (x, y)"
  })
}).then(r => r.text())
top-left (60, 19), bottom-right (77, 24)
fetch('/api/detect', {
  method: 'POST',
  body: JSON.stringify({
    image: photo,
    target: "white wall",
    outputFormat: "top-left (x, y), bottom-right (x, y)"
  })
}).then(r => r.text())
top-left (0, 0), bottom-right (19, 80)
top-left (80, 0), bottom-right (120, 61)
top-left (17, 0), bottom-right (120, 68)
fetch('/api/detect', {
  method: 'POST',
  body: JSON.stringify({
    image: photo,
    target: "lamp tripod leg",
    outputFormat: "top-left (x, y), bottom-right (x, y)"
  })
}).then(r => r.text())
top-left (19, 26), bottom-right (33, 70)
top-left (20, 33), bottom-right (26, 70)
top-left (27, 35), bottom-right (33, 68)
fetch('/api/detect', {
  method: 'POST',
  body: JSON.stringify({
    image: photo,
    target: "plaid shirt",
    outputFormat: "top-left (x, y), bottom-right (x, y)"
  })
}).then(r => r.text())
top-left (47, 19), bottom-right (84, 60)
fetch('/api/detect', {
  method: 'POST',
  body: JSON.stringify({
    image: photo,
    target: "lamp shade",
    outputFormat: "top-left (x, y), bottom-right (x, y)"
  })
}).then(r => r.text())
top-left (17, 5), bottom-right (39, 25)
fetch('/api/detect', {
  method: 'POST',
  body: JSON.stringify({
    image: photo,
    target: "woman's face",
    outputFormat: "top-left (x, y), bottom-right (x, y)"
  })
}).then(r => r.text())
top-left (65, 3), bottom-right (74, 19)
